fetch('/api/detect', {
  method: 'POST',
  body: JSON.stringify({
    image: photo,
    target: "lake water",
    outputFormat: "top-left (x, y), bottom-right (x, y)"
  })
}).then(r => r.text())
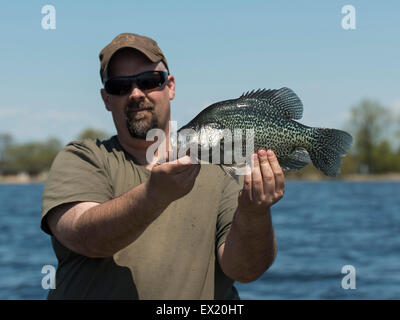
top-left (0, 181), bottom-right (399, 300)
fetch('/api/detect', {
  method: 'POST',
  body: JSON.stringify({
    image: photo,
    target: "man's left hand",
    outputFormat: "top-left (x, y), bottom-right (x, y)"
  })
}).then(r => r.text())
top-left (238, 149), bottom-right (285, 214)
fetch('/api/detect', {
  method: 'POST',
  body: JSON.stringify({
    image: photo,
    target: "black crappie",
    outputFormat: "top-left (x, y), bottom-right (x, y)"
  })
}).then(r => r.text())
top-left (177, 87), bottom-right (353, 177)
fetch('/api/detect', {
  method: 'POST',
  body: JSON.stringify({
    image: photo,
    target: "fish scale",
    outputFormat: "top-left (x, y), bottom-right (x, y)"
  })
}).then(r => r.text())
top-left (178, 87), bottom-right (353, 177)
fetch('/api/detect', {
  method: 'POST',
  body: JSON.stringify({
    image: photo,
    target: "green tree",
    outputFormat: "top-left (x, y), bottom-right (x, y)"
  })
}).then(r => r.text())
top-left (372, 140), bottom-right (400, 173)
top-left (347, 99), bottom-right (391, 173)
top-left (77, 128), bottom-right (109, 141)
top-left (0, 133), bottom-right (13, 173)
top-left (339, 154), bottom-right (359, 175)
top-left (2, 138), bottom-right (62, 175)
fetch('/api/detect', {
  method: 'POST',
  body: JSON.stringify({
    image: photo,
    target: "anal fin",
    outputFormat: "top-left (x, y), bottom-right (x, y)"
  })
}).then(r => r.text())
top-left (278, 147), bottom-right (311, 171)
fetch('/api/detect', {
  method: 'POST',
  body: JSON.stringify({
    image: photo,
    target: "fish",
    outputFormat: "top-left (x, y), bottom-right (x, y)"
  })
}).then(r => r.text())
top-left (176, 87), bottom-right (353, 177)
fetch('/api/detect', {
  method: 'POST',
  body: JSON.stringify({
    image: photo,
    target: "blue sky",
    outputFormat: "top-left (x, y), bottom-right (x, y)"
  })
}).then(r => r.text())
top-left (1, 0), bottom-right (399, 144)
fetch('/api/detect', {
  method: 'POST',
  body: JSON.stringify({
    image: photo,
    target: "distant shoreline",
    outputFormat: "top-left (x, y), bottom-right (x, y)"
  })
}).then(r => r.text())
top-left (0, 173), bottom-right (47, 185)
top-left (1, 172), bottom-right (400, 185)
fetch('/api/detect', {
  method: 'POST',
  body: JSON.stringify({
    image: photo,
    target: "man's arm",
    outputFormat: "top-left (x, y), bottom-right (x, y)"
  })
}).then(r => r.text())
top-left (46, 156), bottom-right (200, 258)
top-left (218, 149), bottom-right (283, 283)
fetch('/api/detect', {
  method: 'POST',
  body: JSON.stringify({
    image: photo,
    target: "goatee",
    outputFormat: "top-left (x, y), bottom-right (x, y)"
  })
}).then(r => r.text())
top-left (125, 101), bottom-right (158, 139)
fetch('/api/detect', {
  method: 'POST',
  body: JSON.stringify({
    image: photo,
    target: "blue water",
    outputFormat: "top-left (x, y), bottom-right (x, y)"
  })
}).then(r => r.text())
top-left (0, 181), bottom-right (399, 299)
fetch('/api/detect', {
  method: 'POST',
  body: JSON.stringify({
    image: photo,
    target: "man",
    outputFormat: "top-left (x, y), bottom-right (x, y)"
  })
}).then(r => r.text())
top-left (41, 33), bottom-right (285, 299)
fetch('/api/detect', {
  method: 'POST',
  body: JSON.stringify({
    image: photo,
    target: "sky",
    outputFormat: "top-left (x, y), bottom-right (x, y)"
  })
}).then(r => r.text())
top-left (0, 0), bottom-right (399, 145)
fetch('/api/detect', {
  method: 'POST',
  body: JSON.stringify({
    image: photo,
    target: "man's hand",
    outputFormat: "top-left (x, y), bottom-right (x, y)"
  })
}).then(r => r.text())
top-left (238, 149), bottom-right (285, 214)
top-left (146, 155), bottom-right (201, 206)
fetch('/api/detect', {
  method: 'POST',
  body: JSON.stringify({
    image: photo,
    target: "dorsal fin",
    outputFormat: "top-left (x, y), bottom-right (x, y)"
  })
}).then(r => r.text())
top-left (239, 87), bottom-right (303, 120)
top-left (239, 88), bottom-right (278, 100)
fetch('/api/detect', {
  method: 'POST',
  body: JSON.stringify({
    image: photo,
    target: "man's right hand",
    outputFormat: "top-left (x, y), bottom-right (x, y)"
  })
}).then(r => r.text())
top-left (146, 155), bottom-right (201, 206)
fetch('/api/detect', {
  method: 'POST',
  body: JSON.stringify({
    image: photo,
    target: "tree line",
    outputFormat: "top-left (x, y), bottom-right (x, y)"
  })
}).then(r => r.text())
top-left (0, 99), bottom-right (399, 177)
top-left (0, 128), bottom-right (109, 176)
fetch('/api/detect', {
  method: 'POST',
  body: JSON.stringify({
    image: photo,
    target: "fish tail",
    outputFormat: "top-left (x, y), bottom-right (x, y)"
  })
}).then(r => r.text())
top-left (309, 128), bottom-right (353, 177)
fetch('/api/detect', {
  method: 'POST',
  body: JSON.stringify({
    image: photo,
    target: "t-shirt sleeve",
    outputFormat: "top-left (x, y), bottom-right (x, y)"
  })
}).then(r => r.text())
top-left (216, 172), bottom-right (243, 250)
top-left (41, 140), bottom-right (113, 235)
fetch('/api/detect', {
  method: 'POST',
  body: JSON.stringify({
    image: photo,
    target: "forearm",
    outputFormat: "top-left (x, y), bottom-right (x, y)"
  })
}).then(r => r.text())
top-left (73, 182), bottom-right (168, 258)
top-left (52, 158), bottom-right (200, 258)
top-left (220, 207), bottom-right (277, 283)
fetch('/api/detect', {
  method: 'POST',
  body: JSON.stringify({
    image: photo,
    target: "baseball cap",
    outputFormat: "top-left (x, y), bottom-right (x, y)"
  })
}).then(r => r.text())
top-left (99, 33), bottom-right (169, 82)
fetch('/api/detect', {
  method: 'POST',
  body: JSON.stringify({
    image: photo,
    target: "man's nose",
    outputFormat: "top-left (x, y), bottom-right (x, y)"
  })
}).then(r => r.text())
top-left (128, 84), bottom-right (145, 100)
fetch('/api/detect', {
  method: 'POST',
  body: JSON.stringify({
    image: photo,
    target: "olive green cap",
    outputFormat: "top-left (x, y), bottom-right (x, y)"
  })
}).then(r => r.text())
top-left (99, 33), bottom-right (169, 82)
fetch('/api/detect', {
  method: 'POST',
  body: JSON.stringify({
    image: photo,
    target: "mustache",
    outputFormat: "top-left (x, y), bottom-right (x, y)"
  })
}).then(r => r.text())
top-left (125, 100), bottom-right (155, 113)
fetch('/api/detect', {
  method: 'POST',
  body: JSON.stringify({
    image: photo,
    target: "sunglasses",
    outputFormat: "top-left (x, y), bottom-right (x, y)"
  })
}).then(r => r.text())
top-left (104, 71), bottom-right (168, 95)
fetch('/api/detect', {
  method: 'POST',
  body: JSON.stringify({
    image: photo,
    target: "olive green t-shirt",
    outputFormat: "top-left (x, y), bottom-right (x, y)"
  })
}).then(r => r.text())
top-left (41, 136), bottom-right (242, 299)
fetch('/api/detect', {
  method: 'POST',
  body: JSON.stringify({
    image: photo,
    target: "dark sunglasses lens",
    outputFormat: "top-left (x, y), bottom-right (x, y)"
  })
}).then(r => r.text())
top-left (105, 72), bottom-right (167, 95)
top-left (137, 72), bottom-right (166, 91)
top-left (105, 79), bottom-right (132, 95)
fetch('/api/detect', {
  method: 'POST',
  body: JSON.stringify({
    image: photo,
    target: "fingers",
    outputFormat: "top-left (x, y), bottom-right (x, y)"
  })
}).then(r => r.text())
top-left (241, 164), bottom-right (252, 203)
top-left (171, 164), bottom-right (200, 191)
top-left (168, 155), bottom-right (200, 180)
top-left (251, 153), bottom-right (264, 201)
top-left (182, 163), bottom-right (201, 186)
top-left (258, 150), bottom-right (275, 198)
top-left (162, 156), bottom-right (196, 174)
top-left (265, 150), bottom-right (285, 196)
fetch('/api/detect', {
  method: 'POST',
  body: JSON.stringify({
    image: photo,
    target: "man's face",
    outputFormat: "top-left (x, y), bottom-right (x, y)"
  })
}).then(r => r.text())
top-left (101, 49), bottom-right (175, 141)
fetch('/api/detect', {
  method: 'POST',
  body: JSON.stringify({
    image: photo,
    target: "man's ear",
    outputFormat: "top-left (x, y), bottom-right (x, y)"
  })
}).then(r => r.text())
top-left (100, 89), bottom-right (112, 111)
top-left (166, 75), bottom-right (175, 101)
